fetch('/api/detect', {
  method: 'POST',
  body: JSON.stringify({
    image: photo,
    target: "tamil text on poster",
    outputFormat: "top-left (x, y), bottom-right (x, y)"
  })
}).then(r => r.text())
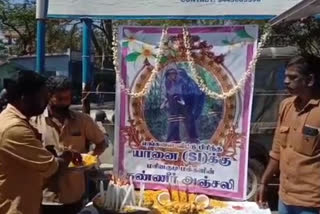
top-left (115, 26), bottom-right (258, 200)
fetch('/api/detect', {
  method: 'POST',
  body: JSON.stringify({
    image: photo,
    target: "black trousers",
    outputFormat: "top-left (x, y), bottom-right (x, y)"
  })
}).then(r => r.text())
top-left (42, 200), bottom-right (83, 214)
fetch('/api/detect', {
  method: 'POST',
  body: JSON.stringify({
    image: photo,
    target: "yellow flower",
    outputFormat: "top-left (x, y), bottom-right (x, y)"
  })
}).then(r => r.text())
top-left (83, 154), bottom-right (97, 166)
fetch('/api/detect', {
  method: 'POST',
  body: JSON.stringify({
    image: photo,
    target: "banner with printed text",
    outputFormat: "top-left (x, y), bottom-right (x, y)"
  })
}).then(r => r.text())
top-left (47, 0), bottom-right (302, 19)
top-left (114, 25), bottom-right (258, 200)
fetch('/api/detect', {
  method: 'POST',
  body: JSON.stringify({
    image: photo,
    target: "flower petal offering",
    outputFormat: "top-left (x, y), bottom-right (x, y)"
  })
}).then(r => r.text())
top-left (68, 153), bottom-right (97, 169)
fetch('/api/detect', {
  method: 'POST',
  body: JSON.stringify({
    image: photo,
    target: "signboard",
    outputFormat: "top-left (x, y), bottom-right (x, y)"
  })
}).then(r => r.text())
top-left (47, 0), bottom-right (302, 19)
top-left (114, 25), bottom-right (258, 199)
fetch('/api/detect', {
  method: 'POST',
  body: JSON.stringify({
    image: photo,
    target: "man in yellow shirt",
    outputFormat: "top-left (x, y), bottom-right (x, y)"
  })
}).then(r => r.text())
top-left (0, 71), bottom-right (71, 214)
top-left (34, 76), bottom-right (107, 214)
top-left (257, 56), bottom-right (320, 213)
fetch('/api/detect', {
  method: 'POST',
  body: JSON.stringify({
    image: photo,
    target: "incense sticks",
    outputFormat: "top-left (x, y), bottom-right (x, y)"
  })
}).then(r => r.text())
top-left (99, 176), bottom-right (138, 212)
top-left (186, 184), bottom-right (190, 203)
top-left (138, 182), bottom-right (145, 207)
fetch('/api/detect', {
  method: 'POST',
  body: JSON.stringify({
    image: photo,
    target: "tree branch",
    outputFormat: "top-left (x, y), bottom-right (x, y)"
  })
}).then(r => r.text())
top-left (91, 29), bottom-right (102, 56)
top-left (92, 23), bottom-right (106, 34)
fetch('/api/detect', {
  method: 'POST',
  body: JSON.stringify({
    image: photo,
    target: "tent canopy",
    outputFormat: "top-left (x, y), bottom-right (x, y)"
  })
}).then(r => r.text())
top-left (270, 0), bottom-right (320, 25)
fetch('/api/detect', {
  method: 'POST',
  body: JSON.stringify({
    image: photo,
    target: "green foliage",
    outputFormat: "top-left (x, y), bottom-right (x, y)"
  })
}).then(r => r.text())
top-left (193, 64), bottom-right (224, 140)
top-left (0, 39), bottom-right (7, 56)
top-left (114, 19), bottom-right (224, 27)
top-left (0, 39), bottom-right (5, 50)
top-left (144, 72), bottom-right (167, 141)
top-left (0, 0), bottom-right (81, 55)
top-left (92, 20), bottom-right (113, 69)
top-left (272, 17), bottom-right (320, 56)
top-left (46, 20), bottom-right (81, 53)
top-left (0, 1), bottom-right (36, 55)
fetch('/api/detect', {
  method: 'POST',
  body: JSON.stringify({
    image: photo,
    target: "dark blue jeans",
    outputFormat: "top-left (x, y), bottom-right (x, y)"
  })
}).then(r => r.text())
top-left (278, 199), bottom-right (319, 214)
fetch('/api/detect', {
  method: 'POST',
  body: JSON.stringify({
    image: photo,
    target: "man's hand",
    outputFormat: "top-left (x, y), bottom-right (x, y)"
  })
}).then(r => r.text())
top-left (90, 140), bottom-right (107, 156)
top-left (256, 184), bottom-right (268, 209)
top-left (57, 150), bottom-right (73, 169)
top-left (256, 158), bottom-right (279, 209)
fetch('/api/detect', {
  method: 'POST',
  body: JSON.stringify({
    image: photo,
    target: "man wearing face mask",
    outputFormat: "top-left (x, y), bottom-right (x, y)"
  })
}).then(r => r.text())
top-left (0, 71), bottom-right (72, 214)
top-left (33, 76), bottom-right (107, 214)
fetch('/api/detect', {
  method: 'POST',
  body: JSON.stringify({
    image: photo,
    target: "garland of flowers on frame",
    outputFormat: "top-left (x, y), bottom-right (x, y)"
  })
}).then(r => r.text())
top-left (182, 26), bottom-right (270, 99)
top-left (112, 24), bottom-right (168, 98)
top-left (112, 24), bottom-right (271, 99)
